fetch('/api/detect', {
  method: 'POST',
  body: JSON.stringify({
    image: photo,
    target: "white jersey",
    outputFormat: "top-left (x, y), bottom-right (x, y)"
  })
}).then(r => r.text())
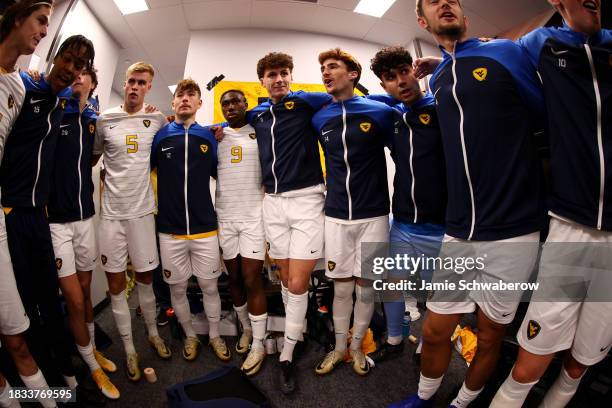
top-left (94, 106), bottom-right (166, 220)
top-left (216, 124), bottom-right (264, 221)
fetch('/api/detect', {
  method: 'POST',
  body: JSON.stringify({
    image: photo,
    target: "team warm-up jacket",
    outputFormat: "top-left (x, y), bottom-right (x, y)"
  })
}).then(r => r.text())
top-left (247, 90), bottom-right (330, 194)
top-left (519, 23), bottom-right (612, 231)
top-left (47, 98), bottom-right (97, 223)
top-left (151, 121), bottom-right (218, 236)
top-left (0, 72), bottom-right (71, 209)
top-left (312, 96), bottom-right (393, 220)
top-left (430, 38), bottom-right (546, 241)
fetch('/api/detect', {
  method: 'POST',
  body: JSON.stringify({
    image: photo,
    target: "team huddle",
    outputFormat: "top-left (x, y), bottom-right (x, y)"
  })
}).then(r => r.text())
top-left (0, 0), bottom-right (610, 407)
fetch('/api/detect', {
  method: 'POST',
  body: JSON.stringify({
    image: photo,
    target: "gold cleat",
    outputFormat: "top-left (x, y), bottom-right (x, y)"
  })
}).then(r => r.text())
top-left (315, 349), bottom-right (345, 375)
top-left (126, 353), bottom-right (141, 382)
top-left (94, 349), bottom-right (117, 373)
top-left (148, 335), bottom-right (172, 359)
top-left (235, 330), bottom-right (252, 355)
top-left (349, 349), bottom-right (371, 376)
top-left (182, 336), bottom-right (201, 361)
top-left (92, 368), bottom-right (120, 400)
top-left (209, 337), bottom-right (231, 361)
top-left (241, 347), bottom-right (265, 377)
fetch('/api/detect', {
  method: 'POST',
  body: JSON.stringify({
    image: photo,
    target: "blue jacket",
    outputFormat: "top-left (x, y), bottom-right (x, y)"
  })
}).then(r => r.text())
top-left (248, 90), bottom-right (330, 194)
top-left (312, 96), bottom-right (393, 220)
top-left (519, 23), bottom-right (612, 231)
top-left (48, 98), bottom-right (97, 223)
top-left (0, 72), bottom-right (72, 208)
top-left (151, 122), bottom-right (217, 236)
top-left (430, 38), bottom-right (545, 240)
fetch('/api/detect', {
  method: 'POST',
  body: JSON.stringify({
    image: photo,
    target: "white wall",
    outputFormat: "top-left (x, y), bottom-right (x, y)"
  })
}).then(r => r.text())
top-left (108, 89), bottom-right (123, 109)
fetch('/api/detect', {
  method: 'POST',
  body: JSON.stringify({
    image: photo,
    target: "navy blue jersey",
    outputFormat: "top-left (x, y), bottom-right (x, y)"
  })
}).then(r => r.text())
top-left (312, 96), bottom-right (392, 220)
top-left (0, 73), bottom-right (71, 208)
top-left (519, 23), bottom-right (612, 231)
top-left (47, 98), bottom-right (97, 223)
top-left (247, 90), bottom-right (330, 194)
top-left (430, 38), bottom-right (545, 241)
top-left (151, 122), bottom-right (218, 236)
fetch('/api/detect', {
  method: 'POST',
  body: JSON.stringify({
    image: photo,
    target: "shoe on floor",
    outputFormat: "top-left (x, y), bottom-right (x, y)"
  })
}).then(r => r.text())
top-left (183, 336), bottom-right (201, 361)
top-left (92, 368), bottom-right (120, 400)
top-left (149, 335), bottom-right (172, 359)
top-left (349, 349), bottom-right (371, 376)
top-left (388, 394), bottom-right (434, 408)
top-left (235, 330), bottom-right (252, 354)
top-left (209, 336), bottom-right (231, 361)
top-left (405, 305), bottom-right (421, 321)
top-left (241, 347), bottom-right (266, 376)
top-left (370, 340), bottom-right (404, 363)
top-left (279, 360), bottom-right (296, 395)
top-left (315, 349), bottom-right (345, 375)
top-left (157, 308), bottom-right (169, 326)
top-left (94, 349), bottom-right (117, 373)
top-left (126, 353), bottom-right (141, 382)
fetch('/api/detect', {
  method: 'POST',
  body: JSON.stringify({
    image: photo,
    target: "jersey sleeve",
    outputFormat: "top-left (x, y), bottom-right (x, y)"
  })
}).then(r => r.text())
top-left (300, 92), bottom-right (333, 110)
top-left (366, 94), bottom-right (400, 107)
top-left (506, 41), bottom-right (545, 124)
top-left (517, 28), bottom-right (549, 71)
top-left (150, 129), bottom-right (161, 170)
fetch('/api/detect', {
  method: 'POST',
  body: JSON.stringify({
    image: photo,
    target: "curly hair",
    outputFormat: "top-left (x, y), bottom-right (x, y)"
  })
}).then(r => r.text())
top-left (256, 52), bottom-right (293, 79)
top-left (370, 46), bottom-right (414, 79)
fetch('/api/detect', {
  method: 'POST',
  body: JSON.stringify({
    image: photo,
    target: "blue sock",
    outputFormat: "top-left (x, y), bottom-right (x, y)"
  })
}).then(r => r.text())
top-left (384, 300), bottom-right (405, 339)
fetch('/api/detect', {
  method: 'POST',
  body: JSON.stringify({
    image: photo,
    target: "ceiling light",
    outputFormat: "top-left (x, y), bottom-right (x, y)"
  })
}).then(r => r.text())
top-left (113, 0), bottom-right (149, 15)
top-left (168, 85), bottom-right (177, 94)
top-left (354, 0), bottom-right (396, 18)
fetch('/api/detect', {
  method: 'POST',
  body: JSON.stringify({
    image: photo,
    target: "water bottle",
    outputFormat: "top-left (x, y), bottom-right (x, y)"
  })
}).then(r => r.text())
top-left (166, 308), bottom-right (181, 340)
top-left (402, 313), bottom-right (411, 337)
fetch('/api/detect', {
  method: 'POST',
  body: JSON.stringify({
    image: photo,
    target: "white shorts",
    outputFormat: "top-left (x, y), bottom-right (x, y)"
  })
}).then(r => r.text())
top-left (99, 214), bottom-right (159, 273)
top-left (0, 235), bottom-right (29, 335)
top-left (262, 186), bottom-right (324, 260)
top-left (50, 217), bottom-right (98, 278)
top-left (518, 217), bottom-right (612, 365)
top-left (427, 231), bottom-right (540, 324)
top-left (159, 232), bottom-right (221, 284)
top-left (325, 216), bottom-right (389, 279)
top-left (218, 219), bottom-right (265, 261)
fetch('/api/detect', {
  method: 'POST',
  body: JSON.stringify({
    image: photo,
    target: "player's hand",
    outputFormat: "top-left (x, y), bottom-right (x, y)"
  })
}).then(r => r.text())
top-left (27, 69), bottom-right (41, 81)
top-left (479, 37), bottom-right (493, 43)
top-left (413, 57), bottom-right (442, 80)
top-left (210, 126), bottom-right (224, 141)
top-left (144, 103), bottom-right (158, 113)
top-left (166, 115), bottom-right (175, 123)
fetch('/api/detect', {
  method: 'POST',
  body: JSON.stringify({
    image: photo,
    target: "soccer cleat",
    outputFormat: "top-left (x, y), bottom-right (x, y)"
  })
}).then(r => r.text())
top-left (279, 360), bottom-right (296, 395)
top-left (92, 368), bottom-right (120, 400)
top-left (241, 347), bottom-right (266, 376)
top-left (94, 349), bottom-right (117, 373)
top-left (315, 349), bottom-right (345, 375)
top-left (157, 308), bottom-right (169, 326)
top-left (126, 353), bottom-right (141, 382)
top-left (349, 349), bottom-right (371, 376)
top-left (387, 394), bottom-right (434, 408)
top-left (182, 336), bottom-right (201, 361)
top-left (369, 340), bottom-right (404, 363)
top-left (235, 330), bottom-right (252, 354)
top-left (209, 337), bottom-right (231, 361)
top-left (149, 335), bottom-right (172, 359)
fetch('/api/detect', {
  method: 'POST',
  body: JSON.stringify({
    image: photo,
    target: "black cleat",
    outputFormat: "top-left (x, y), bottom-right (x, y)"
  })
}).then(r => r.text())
top-left (157, 308), bottom-right (169, 326)
top-left (279, 360), bottom-right (296, 395)
top-left (369, 340), bottom-right (404, 363)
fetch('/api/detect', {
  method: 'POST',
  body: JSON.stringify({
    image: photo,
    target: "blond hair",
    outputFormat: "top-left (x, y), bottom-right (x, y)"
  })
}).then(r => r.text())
top-left (126, 61), bottom-right (155, 79)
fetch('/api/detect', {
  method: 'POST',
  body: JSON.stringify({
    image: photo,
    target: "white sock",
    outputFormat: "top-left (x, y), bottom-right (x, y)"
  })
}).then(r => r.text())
top-left (417, 373), bottom-right (444, 400)
top-left (20, 370), bottom-right (56, 408)
top-left (110, 290), bottom-right (136, 355)
top-left (490, 370), bottom-right (537, 408)
top-left (387, 335), bottom-right (403, 346)
top-left (451, 382), bottom-right (483, 407)
top-left (170, 280), bottom-right (196, 338)
top-left (281, 282), bottom-right (288, 308)
top-left (279, 291), bottom-right (308, 362)
top-left (0, 380), bottom-right (20, 408)
top-left (249, 312), bottom-right (267, 351)
top-left (350, 284), bottom-right (374, 351)
top-left (234, 303), bottom-right (252, 332)
top-left (63, 376), bottom-right (77, 389)
top-left (77, 342), bottom-right (101, 373)
top-left (539, 368), bottom-right (584, 408)
top-left (198, 277), bottom-right (221, 339)
top-left (137, 282), bottom-right (159, 338)
top-left (333, 280), bottom-right (355, 352)
top-left (87, 322), bottom-right (96, 349)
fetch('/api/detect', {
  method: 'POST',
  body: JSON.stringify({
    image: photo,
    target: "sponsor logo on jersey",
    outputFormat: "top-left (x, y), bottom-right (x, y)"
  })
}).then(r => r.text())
top-left (55, 258), bottom-right (62, 270)
top-left (419, 114), bottom-right (431, 125)
top-left (163, 269), bottom-right (171, 279)
top-left (101, 254), bottom-right (107, 265)
top-left (143, 119), bottom-right (151, 128)
top-left (327, 260), bottom-right (336, 271)
top-left (473, 67), bottom-right (488, 82)
top-left (89, 123), bottom-right (95, 134)
top-left (359, 122), bottom-right (372, 133)
top-left (8, 94), bottom-right (14, 109)
top-left (527, 320), bottom-right (541, 340)
top-left (249, 133), bottom-right (256, 140)
top-left (200, 144), bottom-right (209, 153)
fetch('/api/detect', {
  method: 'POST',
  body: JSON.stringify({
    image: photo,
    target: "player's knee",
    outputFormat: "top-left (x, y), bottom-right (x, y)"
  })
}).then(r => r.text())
top-left (564, 361), bottom-right (588, 379)
top-left (511, 363), bottom-right (540, 384)
top-left (287, 276), bottom-right (307, 294)
top-left (242, 272), bottom-right (260, 292)
top-left (422, 320), bottom-right (451, 344)
top-left (5, 335), bottom-right (30, 360)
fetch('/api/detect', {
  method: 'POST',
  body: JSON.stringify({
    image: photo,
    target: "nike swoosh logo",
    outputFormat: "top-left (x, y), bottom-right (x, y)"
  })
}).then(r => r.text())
top-left (161, 147), bottom-right (173, 152)
top-left (322, 130), bottom-right (333, 136)
top-left (109, 125), bottom-right (117, 129)
top-left (148, 260), bottom-right (155, 264)
top-left (310, 250), bottom-right (318, 254)
top-left (394, 121), bottom-right (401, 126)
top-left (60, 124), bottom-right (70, 128)
top-left (502, 313), bottom-right (512, 317)
top-left (252, 250), bottom-right (261, 253)
top-left (433, 88), bottom-right (442, 98)
top-left (256, 112), bottom-right (266, 119)
top-left (601, 346), bottom-right (609, 352)
top-left (30, 98), bottom-right (44, 104)
top-left (550, 48), bottom-right (568, 56)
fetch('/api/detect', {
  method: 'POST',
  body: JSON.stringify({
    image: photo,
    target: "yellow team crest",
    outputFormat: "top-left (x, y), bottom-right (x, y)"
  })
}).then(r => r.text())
top-left (163, 269), bottom-right (172, 279)
top-left (55, 258), bottom-right (62, 270)
top-left (472, 67), bottom-right (488, 82)
top-left (200, 144), bottom-right (208, 153)
top-left (60, 99), bottom-right (67, 109)
top-left (249, 133), bottom-right (256, 140)
top-left (143, 119), bottom-right (151, 128)
top-left (89, 123), bottom-right (95, 134)
top-left (284, 101), bottom-right (295, 110)
top-left (360, 122), bottom-right (372, 133)
top-left (328, 260), bottom-right (336, 271)
top-left (419, 114), bottom-right (431, 125)
top-left (527, 320), bottom-right (541, 340)
top-left (8, 94), bottom-right (14, 109)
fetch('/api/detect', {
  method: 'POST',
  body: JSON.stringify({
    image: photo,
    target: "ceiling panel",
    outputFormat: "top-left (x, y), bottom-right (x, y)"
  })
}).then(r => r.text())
top-left (124, 4), bottom-right (189, 41)
top-left (250, 1), bottom-right (318, 31)
top-left (317, 0), bottom-right (359, 10)
top-left (308, 5), bottom-right (378, 39)
top-left (148, 0), bottom-right (182, 8)
top-left (184, 0), bottom-right (252, 30)
top-left (364, 19), bottom-right (416, 47)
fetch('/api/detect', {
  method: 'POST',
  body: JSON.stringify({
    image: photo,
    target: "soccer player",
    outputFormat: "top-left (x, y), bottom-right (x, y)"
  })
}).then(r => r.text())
top-left (0, 1), bottom-right (56, 406)
top-left (248, 52), bottom-right (330, 393)
top-left (93, 62), bottom-right (171, 382)
top-left (490, 1), bottom-right (612, 406)
top-left (389, 1), bottom-right (545, 407)
top-left (47, 67), bottom-right (119, 399)
top-left (151, 79), bottom-right (230, 363)
top-left (312, 48), bottom-right (394, 377)
top-left (367, 46), bottom-right (446, 363)
top-left (0, 32), bottom-right (94, 400)
top-left (217, 89), bottom-right (268, 375)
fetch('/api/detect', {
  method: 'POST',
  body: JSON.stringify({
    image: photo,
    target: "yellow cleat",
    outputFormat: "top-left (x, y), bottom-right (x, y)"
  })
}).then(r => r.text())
top-left (92, 368), bottom-right (120, 400)
top-left (241, 347), bottom-right (265, 377)
top-left (349, 349), bottom-right (371, 376)
top-left (126, 353), bottom-right (141, 382)
top-left (94, 350), bottom-right (117, 373)
top-left (182, 336), bottom-right (201, 361)
top-left (209, 337), bottom-right (231, 361)
top-left (235, 330), bottom-right (252, 355)
top-left (315, 349), bottom-right (345, 375)
top-left (148, 335), bottom-right (172, 359)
